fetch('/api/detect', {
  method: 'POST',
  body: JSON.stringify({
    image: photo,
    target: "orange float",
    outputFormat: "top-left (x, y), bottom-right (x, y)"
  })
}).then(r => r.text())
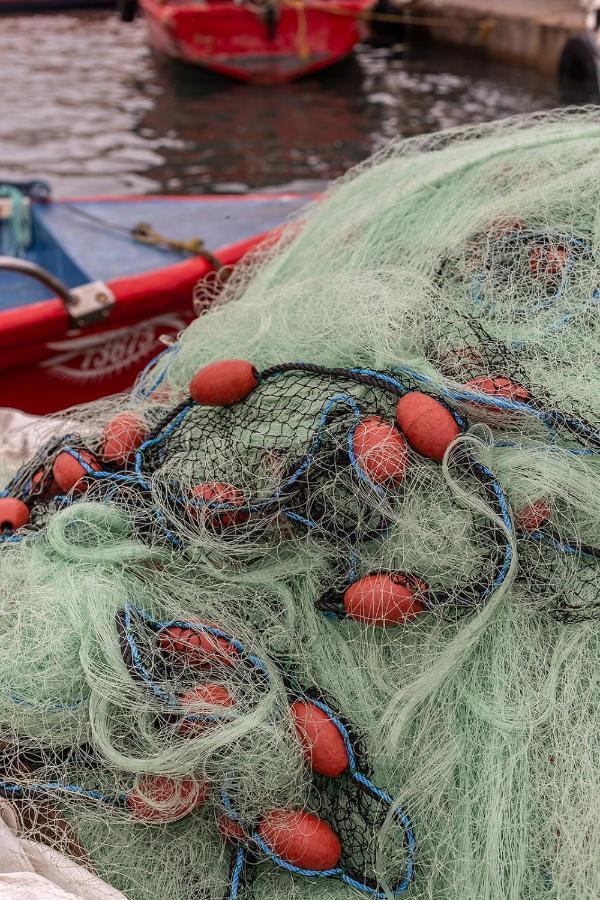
top-left (0, 497), bottom-right (30, 531)
top-left (290, 699), bottom-right (349, 777)
top-left (102, 412), bottom-right (147, 465)
top-left (396, 392), bottom-right (461, 462)
top-left (190, 482), bottom-right (249, 528)
top-left (516, 499), bottom-right (551, 532)
top-left (352, 416), bottom-right (407, 485)
top-left (126, 775), bottom-right (207, 823)
top-left (343, 573), bottom-right (427, 626)
top-left (178, 683), bottom-right (235, 736)
top-left (158, 620), bottom-right (237, 669)
top-left (53, 450), bottom-right (101, 494)
top-left (189, 359), bottom-right (258, 407)
top-left (258, 810), bottom-right (341, 870)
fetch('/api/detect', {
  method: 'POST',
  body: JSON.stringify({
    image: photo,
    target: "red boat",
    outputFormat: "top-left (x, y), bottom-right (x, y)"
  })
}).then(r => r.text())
top-left (136, 0), bottom-right (373, 84)
top-left (0, 187), bottom-right (314, 415)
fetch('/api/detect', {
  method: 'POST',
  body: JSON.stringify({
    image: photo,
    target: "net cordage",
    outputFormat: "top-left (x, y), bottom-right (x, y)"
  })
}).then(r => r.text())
top-left (2, 108), bottom-right (600, 900)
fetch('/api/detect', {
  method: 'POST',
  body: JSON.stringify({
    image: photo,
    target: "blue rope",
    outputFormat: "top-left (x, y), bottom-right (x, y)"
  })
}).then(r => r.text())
top-left (221, 693), bottom-right (415, 897)
top-left (179, 392), bottom-right (376, 519)
top-left (0, 779), bottom-right (124, 806)
top-left (135, 345), bottom-right (179, 399)
top-left (471, 461), bottom-right (514, 599)
top-left (229, 846), bottom-right (247, 900)
top-left (526, 530), bottom-right (599, 559)
top-left (120, 604), bottom-right (271, 714)
top-left (121, 604), bottom-right (179, 706)
top-left (6, 362), bottom-right (595, 616)
top-left (388, 362), bottom-right (600, 447)
top-left (283, 510), bottom-right (318, 530)
top-left (7, 692), bottom-right (88, 712)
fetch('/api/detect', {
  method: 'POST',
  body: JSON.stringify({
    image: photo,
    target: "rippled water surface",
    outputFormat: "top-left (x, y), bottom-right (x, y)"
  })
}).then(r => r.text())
top-left (0, 10), bottom-right (594, 196)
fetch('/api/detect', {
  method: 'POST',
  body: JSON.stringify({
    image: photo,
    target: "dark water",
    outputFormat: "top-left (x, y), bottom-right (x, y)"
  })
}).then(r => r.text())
top-left (0, 10), bottom-right (596, 196)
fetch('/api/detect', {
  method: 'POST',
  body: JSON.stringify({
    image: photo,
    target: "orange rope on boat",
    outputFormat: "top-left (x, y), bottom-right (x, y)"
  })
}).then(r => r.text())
top-left (283, 0), bottom-right (313, 60)
top-left (265, 0), bottom-right (473, 65)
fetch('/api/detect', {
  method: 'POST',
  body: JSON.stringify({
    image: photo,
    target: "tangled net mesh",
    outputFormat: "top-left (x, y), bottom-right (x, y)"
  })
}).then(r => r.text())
top-left (2, 107), bottom-right (600, 900)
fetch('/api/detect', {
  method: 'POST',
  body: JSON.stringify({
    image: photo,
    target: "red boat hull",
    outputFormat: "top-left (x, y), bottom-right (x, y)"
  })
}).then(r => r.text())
top-left (0, 232), bottom-right (265, 415)
top-left (139, 0), bottom-right (372, 83)
top-left (0, 191), bottom-right (317, 415)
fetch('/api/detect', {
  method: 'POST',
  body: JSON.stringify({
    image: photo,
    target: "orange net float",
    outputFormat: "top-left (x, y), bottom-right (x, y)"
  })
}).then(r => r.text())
top-left (189, 482), bottom-right (249, 529)
top-left (490, 217), bottom-right (525, 237)
top-left (529, 244), bottom-right (568, 277)
top-left (126, 775), bottom-right (207, 823)
top-left (52, 450), bottom-right (101, 494)
top-left (257, 809), bottom-right (342, 871)
top-left (290, 699), bottom-right (349, 777)
top-left (395, 391), bottom-right (462, 462)
top-left (434, 344), bottom-right (486, 378)
top-left (189, 359), bottom-right (259, 407)
top-left (351, 416), bottom-right (408, 486)
top-left (158, 619), bottom-right (239, 669)
top-left (178, 683), bottom-right (236, 737)
top-left (217, 812), bottom-right (247, 844)
top-left (30, 467), bottom-right (60, 499)
top-left (0, 497), bottom-right (30, 532)
top-left (343, 573), bottom-right (428, 626)
top-left (516, 499), bottom-right (551, 533)
top-left (148, 386), bottom-right (187, 404)
top-left (465, 375), bottom-right (531, 405)
top-left (102, 412), bottom-right (147, 465)
top-left (116, 604), bottom-right (416, 895)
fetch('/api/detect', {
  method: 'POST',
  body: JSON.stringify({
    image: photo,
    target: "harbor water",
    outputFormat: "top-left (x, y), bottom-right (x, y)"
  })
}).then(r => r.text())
top-left (0, 10), bottom-right (597, 196)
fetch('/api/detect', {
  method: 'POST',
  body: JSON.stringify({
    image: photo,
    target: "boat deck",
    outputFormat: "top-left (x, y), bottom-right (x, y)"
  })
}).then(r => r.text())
top-left (0, 194), bottom-right (313, 309)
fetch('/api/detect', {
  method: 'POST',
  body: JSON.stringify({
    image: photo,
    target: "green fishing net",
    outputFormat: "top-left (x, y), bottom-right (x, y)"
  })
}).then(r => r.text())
top-left (1, 107), bottom-right (600, 900)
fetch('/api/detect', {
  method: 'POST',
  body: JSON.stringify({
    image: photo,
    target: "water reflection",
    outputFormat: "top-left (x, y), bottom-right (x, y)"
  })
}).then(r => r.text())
top-left (0, 10), bottom-right (596, 196)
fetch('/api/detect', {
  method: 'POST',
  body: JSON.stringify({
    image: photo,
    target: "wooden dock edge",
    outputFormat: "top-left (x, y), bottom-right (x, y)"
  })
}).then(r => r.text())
top-left (386, 1), bottom-right (600, 79)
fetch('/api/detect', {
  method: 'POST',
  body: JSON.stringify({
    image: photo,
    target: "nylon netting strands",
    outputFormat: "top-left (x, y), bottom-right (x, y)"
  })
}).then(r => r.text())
top-left (1, 108), bottom-right (600, 900)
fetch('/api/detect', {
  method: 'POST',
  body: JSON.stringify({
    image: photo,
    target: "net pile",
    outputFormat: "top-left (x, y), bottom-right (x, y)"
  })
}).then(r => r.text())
top-left (1, 108), bottom-right (600, 900)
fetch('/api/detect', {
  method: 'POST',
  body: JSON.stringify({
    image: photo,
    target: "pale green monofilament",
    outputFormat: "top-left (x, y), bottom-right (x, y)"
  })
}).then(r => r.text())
top-left (1, 109), bottom-right (600, 900)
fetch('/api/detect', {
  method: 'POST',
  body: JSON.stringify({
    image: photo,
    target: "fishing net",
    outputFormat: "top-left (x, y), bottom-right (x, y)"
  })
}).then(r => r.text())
top-left (1, 107), bottom-right (600, 900)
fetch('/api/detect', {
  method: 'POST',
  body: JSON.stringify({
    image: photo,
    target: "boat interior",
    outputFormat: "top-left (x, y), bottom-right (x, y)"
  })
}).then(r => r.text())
top-left (0, 184), bottom-right (312, 308)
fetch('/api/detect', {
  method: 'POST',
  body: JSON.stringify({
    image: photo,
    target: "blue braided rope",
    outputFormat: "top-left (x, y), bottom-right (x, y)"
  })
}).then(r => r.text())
top-left (303, 695), bottom-right (416, 895)
top-left (229, 846), bottom-right (247, 900)
top-left (179, 392), bottom-right (377, 520)
top-left (121, 604), bottom-right (179, 706)
top-left (0, 780), bottom-right (124, 806)
top-left (221, 693), bottom-right (415, 897)
top-left (471, 461), bottom-right (514, 599)
top-left (283, 510), bottom-right (318, 530)
top-left (135, 345), bottom-right (179, 399)
top-left (120, 604), bottom-right (271, 717)
top-left (147, 609), bottom-right (271, 683)
top-left (61, 447), bottom-right (134, 484)
top-left (525, 530), bottom-right (599, 559)
top-left (7, 692), bottom-right (88, 712)
top-left (134, 403), bottom-right (195, 489)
